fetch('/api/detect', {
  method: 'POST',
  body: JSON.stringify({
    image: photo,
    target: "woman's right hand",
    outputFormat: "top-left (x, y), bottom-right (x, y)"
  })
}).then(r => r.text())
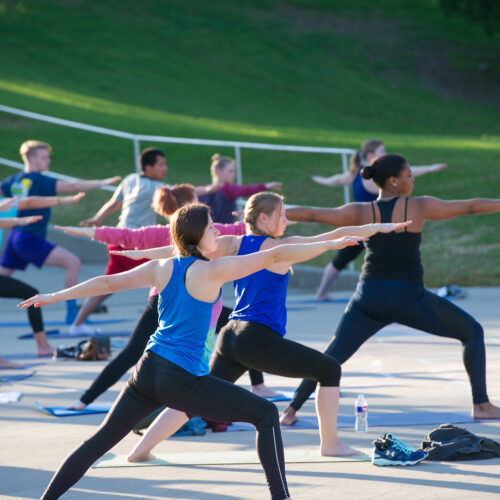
top-left (265, 181), bottom-right (282, 191)
top-left (374, 221), bottom-right (412, 233)
top-left (55, 225), bottom-right (95, 238)
top-left (330, 236), bottom-right (366, 250)
top-left (0, 197), bottom-right (18, 212)
top-left (18, 293), bottom-right (57, 309)
top-left (59, 192), bottom-right (86, 205)
top-left (16, 215), bottom-right (43, 226)
top-left (109, 249), bottom-right (143, 260)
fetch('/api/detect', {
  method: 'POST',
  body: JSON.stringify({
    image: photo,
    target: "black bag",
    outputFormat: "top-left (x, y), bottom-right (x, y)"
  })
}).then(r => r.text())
top-left (76, 337), bottom-right (111, 361)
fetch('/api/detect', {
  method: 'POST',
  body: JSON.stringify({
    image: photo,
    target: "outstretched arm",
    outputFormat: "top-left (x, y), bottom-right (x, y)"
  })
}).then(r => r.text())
top-left (18, 193), bottom-right (86, 210)
top-left (312, 171), bottom-right (354, 187)
top-left (55, 226), bottom-right (96, 239)
top-left (412, 164), bottom-right (447, 178)
top-left (206, 237), bottom-right (363, 288)
top-left (280, 221), bottom-right (411, 244)
top-left (56, 176), bottom-right (121, 194)
top-left (18, 259), bottom-right (162, 308)
top-left (80, 198), bottom-right (122, 227)
top-left (419, 196), bottom-right (500, 221)
top-left (286, 203), bottom-right (363, 227)
top-left (0, 216), bottom-right (42, 229)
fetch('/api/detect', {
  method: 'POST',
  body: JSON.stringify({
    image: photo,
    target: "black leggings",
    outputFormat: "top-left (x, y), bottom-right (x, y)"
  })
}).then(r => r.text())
top-left (0, 275), bottom-right (43, 332)
top-left (332, 243), bottom-right (364, 271)
top-left (81, 301), bottom-right (266, 405)
top-left (210, 320), bottom-right (341, 388)
top-left (42, 351), bottom-right (289, 500)
top-left (290, 279), bottom-right (488, 410)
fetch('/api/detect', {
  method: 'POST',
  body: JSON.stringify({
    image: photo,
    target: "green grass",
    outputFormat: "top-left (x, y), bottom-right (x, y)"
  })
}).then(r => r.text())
top-left (0, 0), bottom-right (499, 285)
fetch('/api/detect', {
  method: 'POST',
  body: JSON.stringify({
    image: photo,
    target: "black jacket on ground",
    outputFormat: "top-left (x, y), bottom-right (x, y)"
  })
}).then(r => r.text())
top-left (420, 423), bottom-right (500, 460)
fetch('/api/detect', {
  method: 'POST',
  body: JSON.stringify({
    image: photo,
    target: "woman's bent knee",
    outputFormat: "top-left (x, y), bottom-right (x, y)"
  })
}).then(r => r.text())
top-left (318, 355), bottom-right (341, 387)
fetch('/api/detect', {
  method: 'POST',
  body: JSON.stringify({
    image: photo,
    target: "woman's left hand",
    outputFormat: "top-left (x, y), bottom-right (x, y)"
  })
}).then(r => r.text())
top-left (18, 293), bottom-right (57, 309)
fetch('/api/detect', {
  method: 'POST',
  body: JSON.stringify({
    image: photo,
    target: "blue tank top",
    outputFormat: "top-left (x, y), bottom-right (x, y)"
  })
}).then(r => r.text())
top-left (352, 167), bottom-right (377, 202)
top-left (229, 235), bottom-right (289, 336)
top-left (146, 256), bottom-right (222, 376)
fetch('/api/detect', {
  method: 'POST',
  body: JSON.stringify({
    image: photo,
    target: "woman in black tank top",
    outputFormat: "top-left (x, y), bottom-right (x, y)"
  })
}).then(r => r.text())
top-left (281, 154), bottom-right (500, 425)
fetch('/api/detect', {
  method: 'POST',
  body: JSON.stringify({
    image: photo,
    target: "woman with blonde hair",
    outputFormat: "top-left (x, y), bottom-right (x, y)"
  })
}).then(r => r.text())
top-left (312, 139), bottom-right (446, 300)
top-left (118, 192), bottom-right (408, 463)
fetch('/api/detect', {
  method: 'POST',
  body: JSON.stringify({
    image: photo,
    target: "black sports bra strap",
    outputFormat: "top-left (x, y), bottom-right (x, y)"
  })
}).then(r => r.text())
top-left (404, 197), bottom-right (409, 232)
top-left (370, 201), bottom-right (376, 223)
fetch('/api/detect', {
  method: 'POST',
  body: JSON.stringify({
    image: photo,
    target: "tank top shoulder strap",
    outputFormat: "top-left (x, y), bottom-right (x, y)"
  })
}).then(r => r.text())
top-left (404, 197), bottom-right (409, 232)
top-left (370, 201), bottom-right (376, 223)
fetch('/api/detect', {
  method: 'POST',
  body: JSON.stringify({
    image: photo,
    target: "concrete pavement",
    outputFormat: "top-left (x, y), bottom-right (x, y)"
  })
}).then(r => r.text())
top-left (0, 264), bottom-right (499, 499)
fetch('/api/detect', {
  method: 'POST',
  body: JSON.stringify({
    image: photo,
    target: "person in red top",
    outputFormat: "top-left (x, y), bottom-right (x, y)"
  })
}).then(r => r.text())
top-left (200, 153), bottom-right (282, 223)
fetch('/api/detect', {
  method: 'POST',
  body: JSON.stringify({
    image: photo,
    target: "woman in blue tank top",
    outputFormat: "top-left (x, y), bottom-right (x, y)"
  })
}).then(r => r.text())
top-left (312, 139), bottom-right (447, 300)
top-left (20, 202), bottom-right (384, 500)
top-left (123, 193), bottom-right (408, 462)
top-left (283, 154), bottom-right (500, 425)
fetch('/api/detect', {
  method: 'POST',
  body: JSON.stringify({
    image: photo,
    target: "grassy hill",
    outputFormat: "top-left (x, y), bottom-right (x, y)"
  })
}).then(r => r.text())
top-left (0, 0), bottom-right (499, 285)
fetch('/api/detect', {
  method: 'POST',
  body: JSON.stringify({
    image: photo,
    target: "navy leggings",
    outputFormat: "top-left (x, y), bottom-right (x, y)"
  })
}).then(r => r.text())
top-left (81, 300), bottom-right (265, 405)
top-left (42, 351), bottom-right (289, 500)
top-left (0, 275), bottom-right (44, 332)
top-left (290, 279), bottom-right (488, 410)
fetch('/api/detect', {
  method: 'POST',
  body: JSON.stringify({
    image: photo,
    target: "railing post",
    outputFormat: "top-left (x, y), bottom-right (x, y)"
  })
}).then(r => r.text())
top-left (234, 146), bottom-right (245, 213)
top-left (234, 146), bottom-right (242, 185)
top-left (133, 137), bottom-right (140, 173)
top-left (341, 152), bottom-right (355, 272)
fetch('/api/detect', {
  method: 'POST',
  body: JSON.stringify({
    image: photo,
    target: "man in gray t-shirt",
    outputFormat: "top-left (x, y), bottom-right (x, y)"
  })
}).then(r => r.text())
top-left (71, 148), bottom-right (169, 334)
top-left (81, 147), bottom-right (168, 229)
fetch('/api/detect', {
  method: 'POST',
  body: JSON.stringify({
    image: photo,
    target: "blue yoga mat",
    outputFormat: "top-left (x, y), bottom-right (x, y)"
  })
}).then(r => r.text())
top-left (18, 330), bottom-right (132, 340)
top-left (35, 400), bottom-right (114, 417)
top-left (4, 353), bottom-right (48, 360)
top-left (0, 371), bottom-right (36, 383)
top-left (227, 411), bottom-right (481, 432)
top-left (287, 298), bottom-right (349, 305)
top-left (1, 318), bottom-right (132, 328)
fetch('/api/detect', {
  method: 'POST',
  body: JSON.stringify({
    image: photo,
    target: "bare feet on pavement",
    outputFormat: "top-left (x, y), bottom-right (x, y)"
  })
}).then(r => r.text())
top-left (127, 451), bottom-right (156, 463)
top-left (67, 400), bottom-right (87, 411)
top-left (473, 402), bottom-right (500, 419)
top-left (320, 440), bottom-right (363, 457)
top-left (251, 383), bottom-right (284, 398)
top-left (0, 356), bottom-right (23, 370)
top-left (280, 406), bottom-right (299, 426)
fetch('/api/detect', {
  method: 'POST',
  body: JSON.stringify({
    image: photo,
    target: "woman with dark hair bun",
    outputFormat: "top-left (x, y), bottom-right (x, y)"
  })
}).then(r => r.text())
top-left (312, 140), bottom-right (446, 300)
top-left (281, 154), bottom-right (500, 425)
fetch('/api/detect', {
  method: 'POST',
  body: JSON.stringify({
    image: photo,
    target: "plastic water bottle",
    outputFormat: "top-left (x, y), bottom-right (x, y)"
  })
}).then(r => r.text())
top-left (355, 394), bottom-right (368, 432)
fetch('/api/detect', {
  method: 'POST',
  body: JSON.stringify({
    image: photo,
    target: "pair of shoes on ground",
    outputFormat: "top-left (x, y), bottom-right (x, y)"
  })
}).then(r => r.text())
top-left (372, 433), bottom-right (428, 466)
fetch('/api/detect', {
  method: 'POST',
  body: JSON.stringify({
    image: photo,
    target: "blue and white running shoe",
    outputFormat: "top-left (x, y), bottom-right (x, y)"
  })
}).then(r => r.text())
top-left (372, 433), bottom-right (428, 466)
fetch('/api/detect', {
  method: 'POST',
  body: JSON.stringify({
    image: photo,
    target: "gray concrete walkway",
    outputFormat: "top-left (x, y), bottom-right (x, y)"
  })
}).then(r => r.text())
top-left (0, 264), bottom-right (499, 499)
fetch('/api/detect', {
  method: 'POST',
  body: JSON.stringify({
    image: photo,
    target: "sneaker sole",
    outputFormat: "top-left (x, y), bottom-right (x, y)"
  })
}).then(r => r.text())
top-left (372, 457), bottom-right (426, 466)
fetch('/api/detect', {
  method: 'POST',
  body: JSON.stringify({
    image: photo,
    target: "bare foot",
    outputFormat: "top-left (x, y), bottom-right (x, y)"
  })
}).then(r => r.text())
top-left (67, 400), bottom-right (87, 411)
top-left (0, 356), bottom-right (24, 370)
top-left (280, 407), bottom-right (299, 426)
top-left (127, 451), bottom-right (156, 463)
top-left (251, 383), bottom-right (284, 398)
top-left (37, 346), bottom-right (54, 357)
top-left (315, 294), bottom-right (335, 302)
top-left (320, 441), bottom-right (363, 457)
top-left (473, 402), bottom-right (500, 419)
